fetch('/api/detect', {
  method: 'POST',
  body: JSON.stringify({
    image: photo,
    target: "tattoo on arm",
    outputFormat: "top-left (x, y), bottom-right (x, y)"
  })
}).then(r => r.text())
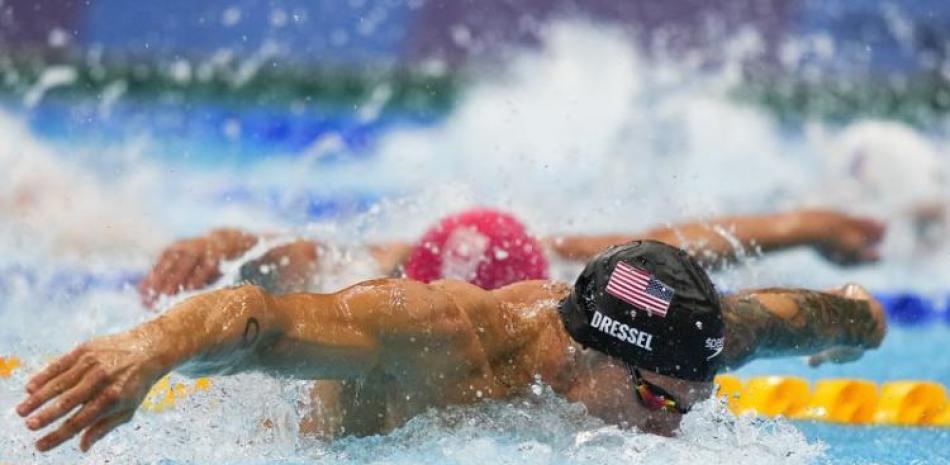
top-left (721, 290), bottom-right (877, 369)
top-left (242, 317), bottom-right (260, 348)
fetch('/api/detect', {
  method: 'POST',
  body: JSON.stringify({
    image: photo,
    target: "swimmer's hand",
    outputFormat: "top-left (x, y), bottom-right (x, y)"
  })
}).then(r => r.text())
top-left (808, 284), bottom-right (887, 367)
top-left (805, 210), bottom-right (885, 265)
top-left (139, 229), bottom-right (258, 308)
top-left (16, 334), bottom-right (166, 452)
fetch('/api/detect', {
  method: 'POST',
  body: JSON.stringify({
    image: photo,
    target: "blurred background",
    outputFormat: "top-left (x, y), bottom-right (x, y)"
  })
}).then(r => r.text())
top-left (2, 2), bottom-right (950, 464)
top-left (2, 0), bottom-right (949, 231)
top-left (2, 0), bottom-right (949, 235)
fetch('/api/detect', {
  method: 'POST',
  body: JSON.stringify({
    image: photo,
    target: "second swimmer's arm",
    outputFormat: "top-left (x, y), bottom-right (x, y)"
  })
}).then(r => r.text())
top-left (720, 287), bottom-right (886, 370)
top-left (238, 239), bottom-right (321, 294)
top-left (139, 228), bottom-right (327, 305)
top-left (139, 228), bottom-right (260, 306)
top-left (545, 209), bottom-right (883, 266)
top-left (239, 241), bottom-right (414, 293)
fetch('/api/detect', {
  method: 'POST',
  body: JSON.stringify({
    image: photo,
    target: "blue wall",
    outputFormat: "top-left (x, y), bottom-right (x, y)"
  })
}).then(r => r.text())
top-left (1, 0), bottom-right (949, 71)
top-left (82, 0), bottom-right (414, 63)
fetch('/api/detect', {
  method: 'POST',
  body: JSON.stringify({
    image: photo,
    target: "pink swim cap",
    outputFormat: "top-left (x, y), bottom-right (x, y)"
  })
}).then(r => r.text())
top-left (403, 208), bottom-right (549, 289)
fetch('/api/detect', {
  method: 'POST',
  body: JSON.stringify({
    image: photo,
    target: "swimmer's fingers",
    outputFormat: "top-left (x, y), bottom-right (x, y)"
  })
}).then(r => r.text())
top-left (807, 346), bottom-right (864, 368)
top-left (140, 242), bottom-right (205, 306)
top-left (184, 254), bottom-right (222, 290)
top-left (79, 409), bottom-right (134, 452)
top-left (860, 248), bottom-right (881, 262)
top-left (157, 249), bottom-right (201, 297)
top-left (815, 213), bottom-right (886, 266)
top-left (138, 273), bottom-right (164, 308)
top-left (23, 348), bottom-right (83, 395)
top-left (26, 368), bottom-right (109, 431)
top-left (856, 217), bottom-right (886, 243)
top-left (852, 218), bottom-right (885, 262)
top-left (139, 247), bottom-right (185, 307)
top-left (34, 389), bottom-right (119, 452)
top-left (17, 358), bottom-right (96, 416)
top-left (818, 246), bottom-right (876, 266)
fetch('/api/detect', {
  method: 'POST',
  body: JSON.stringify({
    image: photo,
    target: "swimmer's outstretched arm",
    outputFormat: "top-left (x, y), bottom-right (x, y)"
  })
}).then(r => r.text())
top-left (139, 229), bottom-right (413, 307)
top-left (720, 284), bottom-right (887, 370)
top-left (546, 209), bottom-right (885, 266)
top-left (139, 229), bottom-right (324, 307)
top-left (18, 280), bottom-right (495, 452)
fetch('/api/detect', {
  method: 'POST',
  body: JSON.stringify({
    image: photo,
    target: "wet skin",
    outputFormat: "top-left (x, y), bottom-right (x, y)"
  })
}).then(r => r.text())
top-left (17, 279), bottom-right (884, 452)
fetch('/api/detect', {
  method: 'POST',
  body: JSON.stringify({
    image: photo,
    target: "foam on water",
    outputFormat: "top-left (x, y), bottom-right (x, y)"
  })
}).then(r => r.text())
top-left (323, 22), bottom-right (813, 229)
top-left (0, 111), bottom-right (167, 264)
top-left (0, 373), bottom-right (824, 464)
top-left (1, 18), bottom-right (949, 465)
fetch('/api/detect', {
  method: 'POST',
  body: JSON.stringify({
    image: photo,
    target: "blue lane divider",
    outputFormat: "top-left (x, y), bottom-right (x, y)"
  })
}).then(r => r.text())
top-left (873, 292), bottom-right (950, 326)
top-left (0, 265), bottom-right (143, 301)
top-left (23, 100), bottom-right (444, 166)
top-left (212, 188), bottom-right (382, 222)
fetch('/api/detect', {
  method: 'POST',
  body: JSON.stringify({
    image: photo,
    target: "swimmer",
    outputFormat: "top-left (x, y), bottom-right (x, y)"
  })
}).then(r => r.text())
top-left (138, 207), bottom-right (884, 306)
top-left (819, 120), bottom-right (949, 250)
top-left (18, 240), bottom-right (886, 452)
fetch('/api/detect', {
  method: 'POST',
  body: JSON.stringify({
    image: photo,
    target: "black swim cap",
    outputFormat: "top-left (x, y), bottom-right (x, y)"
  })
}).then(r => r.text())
top-left (558, 240), bottom-right (724, 382)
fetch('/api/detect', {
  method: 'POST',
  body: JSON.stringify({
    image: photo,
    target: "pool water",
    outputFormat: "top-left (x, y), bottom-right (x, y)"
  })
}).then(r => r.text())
top-left (799, 423), bottom-right (949, 465)
top-left (2, 19), bottom-right (950, 465)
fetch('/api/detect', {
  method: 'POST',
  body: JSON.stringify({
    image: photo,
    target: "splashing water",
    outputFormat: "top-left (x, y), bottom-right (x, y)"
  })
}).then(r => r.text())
top-left (0, 370), bottom-right (824, 464)
top-left (1, 18), bottom-right (949, 465)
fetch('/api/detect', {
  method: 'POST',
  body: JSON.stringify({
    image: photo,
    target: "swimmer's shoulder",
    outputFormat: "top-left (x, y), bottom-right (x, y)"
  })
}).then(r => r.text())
top-left (427, 279), bottom-right (568, 352)
top-left (427, 279), bottom-right (570, 308)
top-left (490, 280), bottom-right (571, 308)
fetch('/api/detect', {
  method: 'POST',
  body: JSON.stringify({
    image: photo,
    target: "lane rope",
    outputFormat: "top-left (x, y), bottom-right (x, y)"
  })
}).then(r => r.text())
top-left (715, 375), bottom-right (950, 427)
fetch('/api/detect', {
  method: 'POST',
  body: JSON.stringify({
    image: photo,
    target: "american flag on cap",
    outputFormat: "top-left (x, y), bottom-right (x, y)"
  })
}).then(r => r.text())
top-left (605, 261), bottom-right (674, 316)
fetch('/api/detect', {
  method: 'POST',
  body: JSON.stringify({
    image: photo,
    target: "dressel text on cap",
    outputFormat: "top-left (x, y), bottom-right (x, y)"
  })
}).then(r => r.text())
top-left (589, 311), bottom-right (653, 351)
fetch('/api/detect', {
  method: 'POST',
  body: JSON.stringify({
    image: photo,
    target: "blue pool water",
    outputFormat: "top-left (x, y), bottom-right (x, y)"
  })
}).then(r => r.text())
top-left (2, 19), bottom-right (950, 465)
top-left (799, 423), bottom-right (949, 465)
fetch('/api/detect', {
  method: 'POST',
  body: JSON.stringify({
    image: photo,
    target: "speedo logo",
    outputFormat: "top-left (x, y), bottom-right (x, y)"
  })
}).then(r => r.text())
top-left (589, 311), bottom-right (654, 351)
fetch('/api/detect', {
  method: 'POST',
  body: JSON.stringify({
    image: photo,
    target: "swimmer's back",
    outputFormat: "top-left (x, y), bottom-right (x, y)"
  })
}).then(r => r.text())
top-left (300, 279), bottom-right (573, 439)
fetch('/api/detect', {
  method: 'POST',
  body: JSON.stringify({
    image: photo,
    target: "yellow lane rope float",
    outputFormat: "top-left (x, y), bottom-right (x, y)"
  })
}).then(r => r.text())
top-left (714, 375), bottom-right (950, 427)
top-left (139, 376), bottom-right (214, 412)
top-left (1, 356), bottom-right (947, 426)
top-left (0, 356), bottom-right (20, 378)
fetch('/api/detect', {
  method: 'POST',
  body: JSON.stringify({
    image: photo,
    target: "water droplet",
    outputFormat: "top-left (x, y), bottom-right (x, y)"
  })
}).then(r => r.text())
top-left (48, 28), bottom-right (70, 48)
top-left (222, 7), bottom-right (242, 26)
top-left (269, 9), bottom-right (288, 27)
